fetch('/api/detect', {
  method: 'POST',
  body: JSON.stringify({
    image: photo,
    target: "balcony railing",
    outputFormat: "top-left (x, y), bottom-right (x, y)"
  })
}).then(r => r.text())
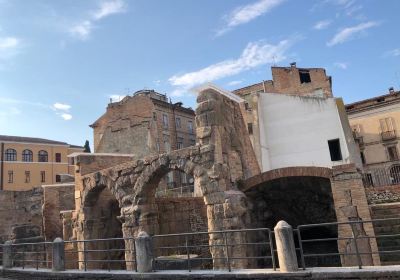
top-left (381, 130), bottom-right (397, 141)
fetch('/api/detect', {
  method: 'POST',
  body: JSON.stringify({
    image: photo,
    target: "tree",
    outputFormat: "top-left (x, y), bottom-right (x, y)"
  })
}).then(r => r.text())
top-left (83, 140), bottom-right (91, 153)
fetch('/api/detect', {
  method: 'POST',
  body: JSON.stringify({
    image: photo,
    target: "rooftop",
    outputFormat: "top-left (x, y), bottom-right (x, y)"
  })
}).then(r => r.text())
top-left (0, 135), bottom-right (83, 148)
top-left (345, 88), bottom-right (400, 113)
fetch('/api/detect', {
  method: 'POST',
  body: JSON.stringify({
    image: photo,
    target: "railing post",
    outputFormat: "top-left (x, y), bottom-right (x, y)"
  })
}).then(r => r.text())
top-left (350, 223), bottom-right (362, 269)
top-left (134, 231), bottom-right (153, 273)
top-left (268, 229), bottom-right (276, 271)
top-left (52, 238), bottom-right (65, 271)
top-left (296, 228), bottom-right (306, 270)
top-left (185, 235), bottom-right (191, 272)
top-left (3, 241), bottom-right (13, 269)
top-left (223, 232), bottom-right (231, 272)
top-left (274, 221), bottom-right (298, 272)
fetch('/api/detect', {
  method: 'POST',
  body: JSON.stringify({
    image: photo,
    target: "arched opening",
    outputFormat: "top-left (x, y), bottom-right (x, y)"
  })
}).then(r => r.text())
top-left (137, 163), bottom-right (209, 270)
top-left (83, 186), bottom-right (125, 270)
top-left (245, 175), bottom-right (339, 267)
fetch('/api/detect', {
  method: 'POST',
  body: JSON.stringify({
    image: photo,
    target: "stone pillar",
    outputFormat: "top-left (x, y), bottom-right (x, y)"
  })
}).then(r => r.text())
top-left (52, 238), bottom-right (65, 271)
top-left (274, 221), bottom-right (298, 272)
top-left (134, 231), bottom-right (153, 273)
top-left (3, 240), bottom-right (13, 268)
top-left (331, 164), bottom-right (380, 266)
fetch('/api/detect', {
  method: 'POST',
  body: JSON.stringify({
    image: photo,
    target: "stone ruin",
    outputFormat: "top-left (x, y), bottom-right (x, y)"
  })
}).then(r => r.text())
top-left (56, 86), bottom-right (381, 269)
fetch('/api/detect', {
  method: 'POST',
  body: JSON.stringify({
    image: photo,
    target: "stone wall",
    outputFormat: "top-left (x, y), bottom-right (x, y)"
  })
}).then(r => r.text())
top-left (0, 188), bottom-right (43, 243)
top-left (366, 185), bottom-right (400, 204)
top-left (42, 184), bottom-right (75, 242)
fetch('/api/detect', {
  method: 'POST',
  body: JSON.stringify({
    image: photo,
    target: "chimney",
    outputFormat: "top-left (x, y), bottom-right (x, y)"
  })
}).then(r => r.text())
top-left (389, 87), bottom-right (395, 94)
top-left (290, 62), bottom-right (296, 68)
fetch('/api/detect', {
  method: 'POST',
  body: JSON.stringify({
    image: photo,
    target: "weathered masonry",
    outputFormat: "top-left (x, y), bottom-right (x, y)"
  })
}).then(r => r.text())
top-left (65, 85), bottom-right (378, 269)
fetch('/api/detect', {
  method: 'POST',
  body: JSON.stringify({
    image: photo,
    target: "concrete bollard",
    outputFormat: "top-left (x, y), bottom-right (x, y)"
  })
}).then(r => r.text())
top-left (134, 231), bottom-right (153, 273)
top-left (3, 240), bottom-right (13, 268)
top-left (274, 221), bottom-right (298, 272)
top-left (52, 237), bottom-right (65, 271)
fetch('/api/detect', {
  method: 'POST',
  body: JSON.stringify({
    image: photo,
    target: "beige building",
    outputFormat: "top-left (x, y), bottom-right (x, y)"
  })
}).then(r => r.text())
top-left (90, 89), bottom-right (196, 193)
top-left (0, 135), bottom-right (83, 191)
top-left (346, 88), bottom-right (400, 186)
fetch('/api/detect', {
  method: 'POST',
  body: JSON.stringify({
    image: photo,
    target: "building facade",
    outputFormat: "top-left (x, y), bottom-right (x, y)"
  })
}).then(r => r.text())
top-left (346, 88), bottom-right (400, 186)
top-left (90, 89), bottom-right (196, 194)
top-left (231, 63), bottom-right (361, 172)
top-left (0, 135), bottom-right (83, 191)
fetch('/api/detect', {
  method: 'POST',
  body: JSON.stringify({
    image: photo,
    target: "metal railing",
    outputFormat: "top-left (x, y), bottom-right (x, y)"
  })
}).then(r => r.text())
top-left (296, 217), bottom-right (400, 270)
top-left (381, 130), bottom-right (397, 141)
top-left (1, 218), bottom-right (400, 272)
top-left (64, 237), bottom-right (137, 271)
top-left (7, 242), bottom-right (53, 270)
top-left (362, 166), bottom-right (400, 188)
top-left (152, 228), bottom-right (276, 271)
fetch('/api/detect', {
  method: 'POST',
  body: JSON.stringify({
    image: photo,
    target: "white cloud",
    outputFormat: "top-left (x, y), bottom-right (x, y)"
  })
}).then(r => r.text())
top-left (313, 20), bottom-right (332, 30)
top-left (169, 38), bottom-right (294, 96)
top-left (216, 0), bottom-right (285, 36)
top-left (109, 94), bottom-right (126, 102)
top-left (227, 80), bottom-right (243, 86)
top-left (334, 62), bottom-right (348, 69)
top-left (0, 37), bottom-right (20, 60)
top-left (61, 113), bottom-right (72, 120)
top-left (93, 0), bottom-right (126, 20)
top-left (69, 0), bottom-right (126, 40)
top-left (53, 102), bottom-right (71, 111)
top-left (327, 21), bottom-right (379, 47)
top-left (69, 21), bottom-right (93, 40)
top-left (384, 48), bottom-right (400, 57)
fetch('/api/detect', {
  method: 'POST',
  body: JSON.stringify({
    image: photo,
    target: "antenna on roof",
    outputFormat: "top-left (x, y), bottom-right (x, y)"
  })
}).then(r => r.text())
top-left (272, 55), bottom-right (277, 66)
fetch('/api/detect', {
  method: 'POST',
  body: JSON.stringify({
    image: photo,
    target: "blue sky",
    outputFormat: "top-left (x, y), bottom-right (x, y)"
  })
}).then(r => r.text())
top-left (0, 0), bottom-right (399, 147)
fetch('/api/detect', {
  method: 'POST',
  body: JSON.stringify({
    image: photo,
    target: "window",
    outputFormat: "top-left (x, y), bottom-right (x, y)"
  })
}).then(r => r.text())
top-left (390, 165), bottom-right (400, 184)
top-left (299, 70), bottom-right (311, 84)
top-left (177, 137), bottom-right (184, 149)
top-left (175, 117), bottom-right (181, 128)
top-left (380, 117), bottom-right (395, 133)
top-left (388, 146), bottom-right (399, 161)
top-left (5, 149), bottom-right (17, 161)
top-left (38, 150), bottom-right (48, 162)
top-left (55, 153), bottom-right (61, 163)
top-left (163, 135), bottom-right (170, 153)
top-left (328, 139), bottom-right (342, 161)
top-left (25, 171), bottom-right (30, 183)
top-left (189, 139), bottom-right (196, 146)
top-left (40, 171), bottom-right (45, 183)
top-left (360, 151), bottom-right (366, 165)
top-left (22, 149), bottom-right (33, 162)
top-left (8, 171), bottom-right (13, 183)
top-left (162, 114), bottom-right (169, 128)
top-left (363, 173), bottom-right (374, 187)
top-left (153, 112), bottom-right (157, 120)
top-left (248, 123), bottom-right (253, 135)
top-left (188, 121), bottom-right (194, 134)
top-left (55, 174), bottom-right (61, 183)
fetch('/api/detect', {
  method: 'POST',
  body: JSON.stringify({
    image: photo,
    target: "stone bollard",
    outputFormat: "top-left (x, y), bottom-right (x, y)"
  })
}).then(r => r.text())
top-left (52, 237), bottom-right (65, 271)
top-left (274, 221), bottom-right (298, 272)
top-left (134, 231), bottom-right (153, 273)
top-left (3, 240), bottom-right (13, 268)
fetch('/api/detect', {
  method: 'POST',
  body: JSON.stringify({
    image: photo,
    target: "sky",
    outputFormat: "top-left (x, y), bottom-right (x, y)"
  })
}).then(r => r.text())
top-left (0, 0), bottom-right (399, 147)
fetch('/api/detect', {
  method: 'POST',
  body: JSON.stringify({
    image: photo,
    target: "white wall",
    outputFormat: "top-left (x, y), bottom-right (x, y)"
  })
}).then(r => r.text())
top-left (258, 93), bottom-right (352, 172)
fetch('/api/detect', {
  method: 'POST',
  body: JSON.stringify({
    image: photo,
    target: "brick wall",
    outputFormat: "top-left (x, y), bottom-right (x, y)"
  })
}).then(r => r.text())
top-left (42, 184), bottom-right (75, 242)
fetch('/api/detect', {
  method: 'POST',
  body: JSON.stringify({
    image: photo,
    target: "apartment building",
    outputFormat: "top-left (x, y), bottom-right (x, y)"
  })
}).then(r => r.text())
top-left (346, 88), bottom-right (400, 186)
top-left (0, 135), bottom-right (83, 191)
top-left (90, 89), bottom-right (196, 194)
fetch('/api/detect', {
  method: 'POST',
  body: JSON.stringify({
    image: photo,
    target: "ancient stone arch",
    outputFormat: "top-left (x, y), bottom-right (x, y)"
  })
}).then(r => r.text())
top-left (71, 86), bottom-right (261, 269)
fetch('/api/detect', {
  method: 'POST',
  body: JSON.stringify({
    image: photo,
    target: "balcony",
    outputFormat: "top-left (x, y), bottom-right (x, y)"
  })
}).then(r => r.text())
top-left (381, 130), bottom-right (397, 141)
